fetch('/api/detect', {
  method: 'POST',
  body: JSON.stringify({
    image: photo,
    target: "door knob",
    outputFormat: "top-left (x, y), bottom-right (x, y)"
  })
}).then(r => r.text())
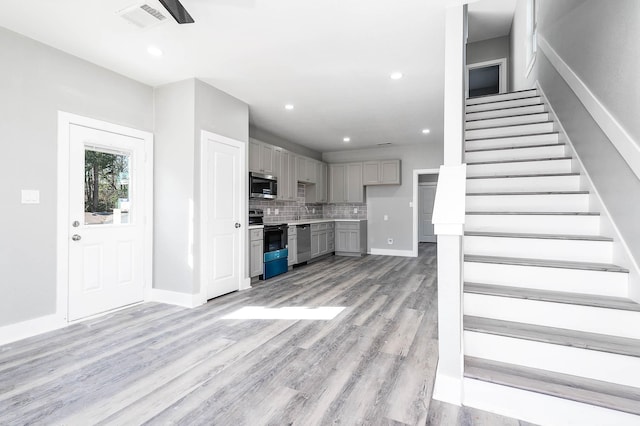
top-left (235, 223), bottom-right (241, 228)
top-left (72, 234), bottom-right (82, 241)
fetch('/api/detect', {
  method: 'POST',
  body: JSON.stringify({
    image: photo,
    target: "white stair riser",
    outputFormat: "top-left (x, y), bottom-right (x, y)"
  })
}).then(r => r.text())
top-left (466, 193), bottom-right (590, 212)
top-left (467, 159), bottom-right (572, 176)
top-left (466, 122), bottom-right (555, 140)
top-left (464, 379), bottom-right (640, 426)
top-left (464, 236), bottom-right (613, 263)
top-left (465, 145), bottom-right (566, 163)
top-left (465, 133), bottom-right (559, 150)
top-left (466, 96), bottom-right (542, 113)
top-left (466, 113), bottom-right (550, 130)
top-left (465, 331), bottom-right (640, 387)
top-left (466, 104), bottom-right (546, 121)
top-left (465, 294), bottom-right (640, 339)
top-left (466, 90), bottom-right (538, 106)
top-left (465, 214), bottom-right (600, 235)
top-left (464, 262), bottom-right (628, 297)
top-left (466, 175), bottom-right (581, 193)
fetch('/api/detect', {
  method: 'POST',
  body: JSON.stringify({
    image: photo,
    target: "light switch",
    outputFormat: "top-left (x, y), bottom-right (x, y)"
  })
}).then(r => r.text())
top-left (275, 208), bottom-right (279, 215)
top-left (21, 190), bottom-right (40, 204)
top-left (383, 214), bottom-right (388, 221)
top-left (267, 208), bottom-right (271, 215)
top-left (353, 208), bottom-right (358, 214)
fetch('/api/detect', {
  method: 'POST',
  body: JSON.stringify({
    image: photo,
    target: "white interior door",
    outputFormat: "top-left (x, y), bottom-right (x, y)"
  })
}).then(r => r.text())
top-left (419, 184), bottom-right (437, 243)
top-left (68, 124), bottom-right (147, 320)
top-left (202, 131), bottom-right (245, 300)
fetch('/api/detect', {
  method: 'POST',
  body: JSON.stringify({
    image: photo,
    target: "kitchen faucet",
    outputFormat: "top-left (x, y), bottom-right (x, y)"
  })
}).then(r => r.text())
top-left (296, 204), bottom-right (310, 221)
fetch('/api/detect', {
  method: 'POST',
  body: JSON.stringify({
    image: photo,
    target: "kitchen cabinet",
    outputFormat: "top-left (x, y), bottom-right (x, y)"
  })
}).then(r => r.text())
top-left (330, 163), bottom-right (363, 203)
top-left (305, 161), bottom-right (328, 204)
top-left (249, 140), bottom-right (275, 175)
top-left (363, 160), bottom-right (401, 185)
top-left (249, 228), bottom-right (264, 277)
top-left (287, 225), bottom-right (297, 266)
top-left (310, 221), bottom-right (334, 259)
top-left (277, 149), bottom-right (290, 200)
top-left (296, 156), bottom-right (316, 184)
top-left (335, 221), bottom-right (367, 256)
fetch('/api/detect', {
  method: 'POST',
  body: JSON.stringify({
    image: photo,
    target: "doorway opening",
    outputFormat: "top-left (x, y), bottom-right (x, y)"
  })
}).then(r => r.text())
top-left (466, 58), bottom-right (507, 98)
top-left (412, 168), bottom-right (440, 257)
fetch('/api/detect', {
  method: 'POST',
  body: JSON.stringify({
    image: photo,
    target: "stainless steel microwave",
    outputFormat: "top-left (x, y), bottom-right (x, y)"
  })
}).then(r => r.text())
top-left (249, 172), bottom-right (278, 199)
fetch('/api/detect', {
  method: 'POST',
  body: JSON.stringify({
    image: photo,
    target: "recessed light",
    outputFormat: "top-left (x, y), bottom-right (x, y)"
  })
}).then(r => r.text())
top-left (343, 137), bottom-right (351, 143)
top-left (147, 45), bottom-right (163, 57)
top-left (284, 104), bottom-right (294, 110)
top-left (390, 72), bottom-right (403, 80)
top-left (422, 128), bottom-right (431, 134)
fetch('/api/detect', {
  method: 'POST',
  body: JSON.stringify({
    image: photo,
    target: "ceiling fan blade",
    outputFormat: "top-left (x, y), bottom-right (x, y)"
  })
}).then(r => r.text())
top-left (158, 0), bottom-right (195, 24)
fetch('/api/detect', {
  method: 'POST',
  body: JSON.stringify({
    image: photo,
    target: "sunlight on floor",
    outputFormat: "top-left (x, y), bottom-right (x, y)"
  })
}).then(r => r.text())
top-left (221, 306), bottom-right (346, 320)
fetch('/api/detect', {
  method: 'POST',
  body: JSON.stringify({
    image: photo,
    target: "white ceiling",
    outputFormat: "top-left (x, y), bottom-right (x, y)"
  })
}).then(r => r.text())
top-left (0, 0), bottom-right (514, 153)
top-left (467, 0), bottom-right (517, 43)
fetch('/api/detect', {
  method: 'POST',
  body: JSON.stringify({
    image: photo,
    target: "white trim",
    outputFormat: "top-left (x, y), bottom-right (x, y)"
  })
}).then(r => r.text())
top-left (466, 58), bottom-right (508, 98)
top-left (148, 288), bottom-right (202, 309)
top-left (0, 314), bottom-right (67, 346)
top-left (56, 112), bottom-right (154, 324)
top-left (412, 168), bottom-right (441, 257)
top-left (369, 248), bottom-right (415, 257)
top-left (538, 36), bottom-right (640, 181)
top-left (199, 130), bottom-right (248, 305)
top-left (433, 363), bottom-right (463, 405)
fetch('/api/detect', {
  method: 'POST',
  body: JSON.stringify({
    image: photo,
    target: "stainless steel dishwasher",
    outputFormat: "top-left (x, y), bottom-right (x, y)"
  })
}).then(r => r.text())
top-left (296, 224), bottom-right (311, 263)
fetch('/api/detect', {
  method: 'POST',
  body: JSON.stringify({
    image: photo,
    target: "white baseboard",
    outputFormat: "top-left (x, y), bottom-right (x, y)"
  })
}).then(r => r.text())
top-left (538, 36), bottom-right (640, 181)
top-left (240, 278), bottom-right (252, 291)
top-left (0, 314), bottom-right (66, 346)
top-left (148, 288), bottom-right (203, 308)
top-left (369, 248), bottom-right (415, 257)
top-left (464, 378), bottom-right (640, 426)
top-left (432, 364), bottom-right (463, 406)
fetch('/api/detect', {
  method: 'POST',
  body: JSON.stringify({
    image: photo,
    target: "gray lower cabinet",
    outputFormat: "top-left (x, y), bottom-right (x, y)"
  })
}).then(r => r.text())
top-left (310, 221), bottom-right (334, 259)
top-left (287, 226), bottom-right (297, 266)
top-left (249, 228), bottom-right (264, 278)
top-left (335, 221), bottom-right (367, 256)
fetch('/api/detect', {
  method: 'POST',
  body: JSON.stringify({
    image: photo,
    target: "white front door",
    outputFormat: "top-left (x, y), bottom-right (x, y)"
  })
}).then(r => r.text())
top-left (67, 124), bottom-right (147, 320)
top-left (201, 131), bottom-right (245, 300)
top-left (419, 184), bottom-right (437, 243)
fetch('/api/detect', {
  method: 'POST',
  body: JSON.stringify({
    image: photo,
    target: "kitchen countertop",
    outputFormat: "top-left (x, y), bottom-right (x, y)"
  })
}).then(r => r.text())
top-left (280, 218), bottom-right (367, 226)
top-left (248, 224), bottom-right (264, 229)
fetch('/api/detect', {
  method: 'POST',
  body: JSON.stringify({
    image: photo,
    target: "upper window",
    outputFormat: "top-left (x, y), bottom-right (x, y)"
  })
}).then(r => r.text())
top-left (526, 0), bottom-right (538, 76)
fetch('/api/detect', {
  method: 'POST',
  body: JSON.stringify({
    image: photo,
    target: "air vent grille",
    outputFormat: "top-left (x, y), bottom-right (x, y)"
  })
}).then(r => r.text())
top-left (118, 3), bottom-right (167, 29)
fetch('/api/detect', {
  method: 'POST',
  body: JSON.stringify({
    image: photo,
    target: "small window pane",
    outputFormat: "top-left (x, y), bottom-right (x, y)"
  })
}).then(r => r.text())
top-left (84, 149), bottom-right (131, 225)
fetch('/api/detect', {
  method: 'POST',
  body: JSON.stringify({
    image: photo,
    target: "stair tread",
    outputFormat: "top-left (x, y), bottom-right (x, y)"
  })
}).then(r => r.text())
top-left (466, 111), bottom-right (549, 123)
top-left (467, 191), bottom-right (588, 196)
top-left (467, 156), bottom-right (572, 166)
top-left (464, 356), bottom-right (640, 416)
top-left (466, 88), bottom-right (538, 101)
top-left (467, 172), bottom-right (580, 179)
top-left (464, 231), bottom-right (612, 241)
top-left (465, 131), bottom-right (559, 142)
top-left (465, 316), bottom-right (640, 357)
top-left (466, 142), bottom-right (564, 153)
top-left (466, 121), bottom-right (555, 133)
top-left (466, 94), bottom-right (540, 107)
top-left (465, 282), bottom-right (640, 312)
top-left (466, 211), bottom-right (599, 216)
top-left (466, 104), bottom-right (545, 117)
top-left (464, 254), bottom-right (629, 273)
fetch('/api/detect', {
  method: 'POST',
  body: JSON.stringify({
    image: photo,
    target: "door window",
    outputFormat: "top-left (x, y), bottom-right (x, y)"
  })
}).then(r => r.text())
top-left (84, 148), bottom-right (131, 225)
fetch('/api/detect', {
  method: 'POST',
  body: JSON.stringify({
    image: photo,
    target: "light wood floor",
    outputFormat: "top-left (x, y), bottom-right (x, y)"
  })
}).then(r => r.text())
top-left (0, 244), bottom-right (533, 425)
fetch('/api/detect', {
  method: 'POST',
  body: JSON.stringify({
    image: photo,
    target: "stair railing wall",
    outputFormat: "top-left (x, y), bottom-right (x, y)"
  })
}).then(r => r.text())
top-left (431, 3), bottom-right (467, 406)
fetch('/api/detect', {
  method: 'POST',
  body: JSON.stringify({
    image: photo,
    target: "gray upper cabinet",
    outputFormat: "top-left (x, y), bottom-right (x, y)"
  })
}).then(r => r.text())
top-left (329, 163), bottom-right (363, 203)
top-left (277, 149), bottom-right (291, 201)
top-left (363, 160), bottom-right (400, 185)
top-left (249, 140), bottom-right (275, 175)
top-left (296, 156), bottom-right (316, 184)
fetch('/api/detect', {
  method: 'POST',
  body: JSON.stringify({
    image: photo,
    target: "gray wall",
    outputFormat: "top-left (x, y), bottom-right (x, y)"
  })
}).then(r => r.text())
top-left (323, 143), bottom-right (443, 252)
top-left (466, 35), bottom-right (510, 69)
top-left (510, 0), bottom-right (640, 268)
top-left (154, 79), bottom-right (249, 295)
top-left (250, 127), bottom-right (322, 160)
top-left (0, 27), bottom-right (154, 327)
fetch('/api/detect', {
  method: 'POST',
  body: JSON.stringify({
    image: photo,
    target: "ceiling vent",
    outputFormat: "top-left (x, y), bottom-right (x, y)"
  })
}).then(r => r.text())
top-left (117, 3), bottom-right (168, 29)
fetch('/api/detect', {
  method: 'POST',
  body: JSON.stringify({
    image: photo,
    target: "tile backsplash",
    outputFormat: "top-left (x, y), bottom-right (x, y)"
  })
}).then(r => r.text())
top-left (249, 183), bottom-right (367, 223)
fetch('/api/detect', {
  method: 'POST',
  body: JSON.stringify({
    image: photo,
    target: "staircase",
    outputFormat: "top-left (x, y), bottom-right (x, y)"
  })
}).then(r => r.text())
top-left (461, 89), bottom-right (640, 423)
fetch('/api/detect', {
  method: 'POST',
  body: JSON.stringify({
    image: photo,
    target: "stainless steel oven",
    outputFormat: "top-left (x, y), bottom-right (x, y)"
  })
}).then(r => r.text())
top-left (263, 224), bottom-right (288, 279)
top-left (250, 172), bottom-right (277, 199)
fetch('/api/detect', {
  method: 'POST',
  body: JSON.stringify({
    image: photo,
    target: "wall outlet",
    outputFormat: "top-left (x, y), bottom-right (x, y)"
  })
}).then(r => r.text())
top-left (312, 208), bottom-right (316, 214)
top-left (353, 207), bottom-right (358, 214)
top-left (275, 208), bottom-right (279, 215)
top-left (387, 238), bottom-right (393, 245)
top-left (267, 208), bottom-right (271, 215)
top-left (383, 214), bottom-right (388, 221)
